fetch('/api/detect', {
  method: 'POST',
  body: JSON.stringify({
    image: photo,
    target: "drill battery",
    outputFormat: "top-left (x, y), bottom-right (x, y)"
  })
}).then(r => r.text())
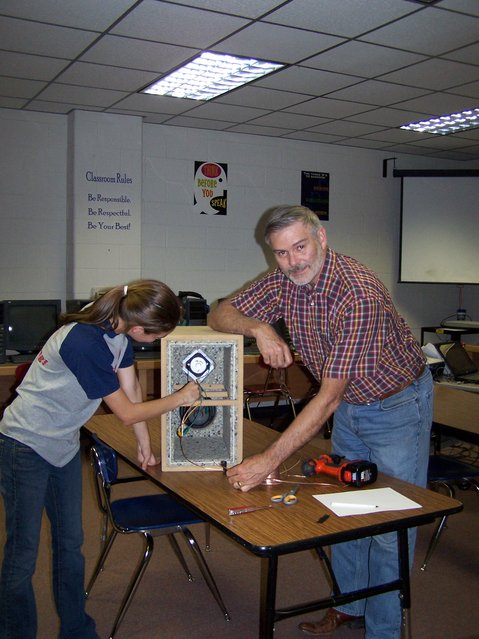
top-left (302, 454), bottom-right (378, 487)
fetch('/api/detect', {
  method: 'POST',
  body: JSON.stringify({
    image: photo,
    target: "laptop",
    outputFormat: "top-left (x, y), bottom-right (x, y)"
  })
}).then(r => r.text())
top-left (438, 342), bottom-right (479, 383)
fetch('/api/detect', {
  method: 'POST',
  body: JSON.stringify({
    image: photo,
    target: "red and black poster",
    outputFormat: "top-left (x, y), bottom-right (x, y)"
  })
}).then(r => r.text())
top-left (194, 161), bottom-right (228, 215)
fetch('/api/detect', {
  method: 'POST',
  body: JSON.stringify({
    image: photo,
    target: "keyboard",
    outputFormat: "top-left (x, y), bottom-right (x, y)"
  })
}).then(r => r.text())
top-left (10, 353), bottom-right (37, 364)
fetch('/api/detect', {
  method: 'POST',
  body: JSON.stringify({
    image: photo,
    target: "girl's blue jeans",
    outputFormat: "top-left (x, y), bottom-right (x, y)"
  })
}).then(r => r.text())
top-left (330, 368), bottom-right (433, 639)
top-left (0, 434), bottom-right (99, 639)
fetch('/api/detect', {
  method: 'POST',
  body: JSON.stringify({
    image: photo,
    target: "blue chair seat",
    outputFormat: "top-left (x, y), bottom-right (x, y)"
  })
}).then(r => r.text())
top-left (110, 494), bottom-right (203, 531)
top-left (428, 455), bottom-right (479, 482)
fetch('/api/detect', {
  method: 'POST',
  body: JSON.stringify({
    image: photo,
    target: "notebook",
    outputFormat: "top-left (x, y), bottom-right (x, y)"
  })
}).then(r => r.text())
top-left (438, 342), bottom-right (479, 383)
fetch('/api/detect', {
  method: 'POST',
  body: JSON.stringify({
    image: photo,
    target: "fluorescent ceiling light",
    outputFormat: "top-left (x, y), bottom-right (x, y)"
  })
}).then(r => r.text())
top-left (142, 51), bottom-right (284, 101)
top-left (400, 107), bottom-right (479, 135)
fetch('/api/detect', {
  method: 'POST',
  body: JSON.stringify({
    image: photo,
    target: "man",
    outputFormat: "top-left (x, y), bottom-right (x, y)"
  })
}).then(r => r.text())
top-left (208, 205), bottom-right (432, 639)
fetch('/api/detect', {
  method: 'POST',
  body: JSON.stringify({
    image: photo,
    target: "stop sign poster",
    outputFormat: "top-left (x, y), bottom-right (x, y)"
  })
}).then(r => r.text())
top-left (194, 161), bottom-right (228, 215)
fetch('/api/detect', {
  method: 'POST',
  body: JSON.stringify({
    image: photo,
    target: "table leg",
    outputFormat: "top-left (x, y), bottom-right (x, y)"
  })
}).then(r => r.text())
top-left (259, 556), bottom-right (278, 639)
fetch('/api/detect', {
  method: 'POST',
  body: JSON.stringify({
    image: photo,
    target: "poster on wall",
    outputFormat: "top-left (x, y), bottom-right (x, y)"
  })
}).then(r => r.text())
top-left (194, 161), bottom-right (228, 215)
top-left (301, 171), bottom-right (329, 220)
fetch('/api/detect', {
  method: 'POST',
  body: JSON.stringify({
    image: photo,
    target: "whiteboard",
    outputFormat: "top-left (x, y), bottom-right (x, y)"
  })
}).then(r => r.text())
top-left (400, 175), bottom-right (479, 284)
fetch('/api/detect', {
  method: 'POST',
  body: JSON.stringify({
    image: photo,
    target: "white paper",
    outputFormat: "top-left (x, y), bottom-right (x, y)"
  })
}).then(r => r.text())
top-left (422, 343), bottom-right (446, 367)
top-left (313, 487), bottom-right (422, 517)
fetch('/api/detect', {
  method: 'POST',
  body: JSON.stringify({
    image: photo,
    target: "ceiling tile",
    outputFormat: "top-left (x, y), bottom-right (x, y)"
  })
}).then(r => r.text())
top-left (327, 80), bottom-right (431, 106)
top-left (0, 51), bottom-right (69, 81)
top-left (302, 41), bottom-right (427, 77)
top-left (436, 0), bottom-right (479, 17)
top-left (163, 0), bottom-right (285, 19)
top-left (55, 62), bottom-right (158, 92)
top-left (262, 0), bottom-right (418, 37)
top-left (160, 115), bottom-right (232, 130)
top-left (0, 16), bottom-right (98, 58)
top-left (256, 66), bottom-right (362, 95)
top-left (361, 7), bottom-right (479, 56)
top-left (181, 102), bottom-right (269, 122)
top-left (0, 96), bottom-right (29, 109)
top-left (306, 120), bottom-right (387, 137)
top-left (282, 130), bottom-right (346, 143)
top-left (80, 35), bottom-right (198, 72)
top-left (111, 1), bottom-right (248, 49)
top-left (216, 86), bottom-right (313, 110)
top-left (113, 93), bottom-right (200, 115)
top-left (215, 22), bottom-right (344, 63)
top-left (226, 123), bottom-right (295, 136)
top-left (349, 106), bottom-right (434, 127)
top-left (0, 0), bottom-right (137, 30)
top-left (35, 83), bottom-right (128, 107)
top-left (0, 76), bottom-right (47, 99)
top-left (284, 97), bottom-right (373, 119)
top-left (247, 111), bottom-right (330, 128)
top-left (24, 100), bottom-right (103, 114)
top-left (446, 80), bottom-right (479, 99)
top-left (379, 58), bottom-right (479, 90)
top-left (394, 91), bottom-right (479, 114)
top-left (442, 42), bottom-right (479, 65)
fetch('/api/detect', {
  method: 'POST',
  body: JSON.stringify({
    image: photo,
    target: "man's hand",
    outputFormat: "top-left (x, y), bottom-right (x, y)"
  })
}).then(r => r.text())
top-left (209, 301), bottom-right (293, 368)
top-left (254, 327), bottom-right (293, 369)
top-left (226, 453), bottom-right (276, 492)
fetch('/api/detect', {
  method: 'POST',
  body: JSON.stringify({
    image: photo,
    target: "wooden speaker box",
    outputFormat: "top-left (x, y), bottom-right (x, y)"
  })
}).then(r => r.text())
top-left (160, 326), bottom-right (243, 471)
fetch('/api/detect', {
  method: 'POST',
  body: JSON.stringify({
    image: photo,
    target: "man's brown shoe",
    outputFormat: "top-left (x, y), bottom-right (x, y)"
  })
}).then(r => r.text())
top-left (298, 608), bottom-right (365, 635)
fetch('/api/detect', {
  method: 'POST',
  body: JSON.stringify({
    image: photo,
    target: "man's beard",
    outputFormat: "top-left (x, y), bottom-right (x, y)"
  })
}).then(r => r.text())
top-left (286, 254), bottom-right (323, 286)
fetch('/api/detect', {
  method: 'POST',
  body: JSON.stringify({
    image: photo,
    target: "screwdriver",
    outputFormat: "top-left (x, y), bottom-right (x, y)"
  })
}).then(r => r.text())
top-left (228, 505), bottom-right (273, 516)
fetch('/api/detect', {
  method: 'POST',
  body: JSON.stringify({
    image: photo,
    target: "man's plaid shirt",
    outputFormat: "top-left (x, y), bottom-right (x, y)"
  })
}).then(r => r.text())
top-left (231, 248), bottom-right (425, 404)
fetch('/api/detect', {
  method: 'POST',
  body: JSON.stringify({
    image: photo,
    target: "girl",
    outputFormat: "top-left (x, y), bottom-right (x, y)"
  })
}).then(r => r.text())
top-left (0, 280), bottom-right (200, 639)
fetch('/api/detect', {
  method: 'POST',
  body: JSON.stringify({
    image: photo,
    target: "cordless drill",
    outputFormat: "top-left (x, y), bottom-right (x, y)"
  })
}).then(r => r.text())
top-left (302, 454), bottom-right (377, 487)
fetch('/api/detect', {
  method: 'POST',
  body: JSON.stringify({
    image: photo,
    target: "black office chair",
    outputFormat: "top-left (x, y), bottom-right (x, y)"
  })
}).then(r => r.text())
top-left (85, 434), bottom-right (230, 638)
top-left (421, 454), bottom-right (479, 571)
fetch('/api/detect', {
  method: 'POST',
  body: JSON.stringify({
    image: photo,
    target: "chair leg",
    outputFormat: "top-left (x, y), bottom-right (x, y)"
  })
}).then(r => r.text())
top-left (420, 515), bottom-right (448, 571)
top-left (167, 533), bottom-right (193, 581)
top-left (420, 481), bottom-right (454, 571)
top-left (245, 397), bottom-right (252, 421)
top-left (204, 522), bottom-right (211, 552)
top-left (109, 533), bottom-right (154, 639)
top-left (85, 529), bottom-right (118, 598)
top-left (181, 527), bottom-right (230, 621)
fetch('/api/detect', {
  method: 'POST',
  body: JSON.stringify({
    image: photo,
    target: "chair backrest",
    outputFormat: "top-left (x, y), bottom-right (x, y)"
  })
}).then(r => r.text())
top-left (90, 433), bottom-right (118, 486)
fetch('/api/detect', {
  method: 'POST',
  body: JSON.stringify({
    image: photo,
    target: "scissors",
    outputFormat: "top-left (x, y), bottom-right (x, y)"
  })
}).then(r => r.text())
top-left (271, 486), bottom-right (299, 506)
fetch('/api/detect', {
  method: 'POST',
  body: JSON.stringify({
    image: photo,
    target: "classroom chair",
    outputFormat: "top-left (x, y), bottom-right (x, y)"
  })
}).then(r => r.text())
top-left (243, 359), bottom-right (297, 427)
top-left (85, 434), bottom-right (230, 638)
top-left (421, 453), bottom-right (479, 571)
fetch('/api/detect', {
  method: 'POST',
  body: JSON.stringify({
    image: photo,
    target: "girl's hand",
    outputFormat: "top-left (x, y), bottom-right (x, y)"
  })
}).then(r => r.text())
top-left (137, 445), bottom-right (158, 470)
top-left (176, 381), bottom-right (201, 406)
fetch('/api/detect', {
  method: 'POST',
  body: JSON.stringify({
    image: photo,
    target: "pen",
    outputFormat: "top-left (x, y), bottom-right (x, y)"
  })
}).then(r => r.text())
top-left (330, 502), bottom-right (378, 509)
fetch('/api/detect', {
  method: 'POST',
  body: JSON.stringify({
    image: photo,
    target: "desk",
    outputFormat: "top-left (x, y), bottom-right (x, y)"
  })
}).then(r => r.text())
top-left (83, 414), bottom-right (461, 639)
top-left (433, 382), bottom-right (479, 436)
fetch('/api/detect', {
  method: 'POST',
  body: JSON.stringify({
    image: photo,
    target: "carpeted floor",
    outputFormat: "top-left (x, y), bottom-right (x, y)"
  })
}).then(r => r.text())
top-left (1, 431), bottom-right (479, 639)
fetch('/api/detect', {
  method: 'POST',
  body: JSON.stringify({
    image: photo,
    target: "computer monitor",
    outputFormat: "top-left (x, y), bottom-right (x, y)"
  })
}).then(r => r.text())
top-left (2, 299), bottom-right (61, 355)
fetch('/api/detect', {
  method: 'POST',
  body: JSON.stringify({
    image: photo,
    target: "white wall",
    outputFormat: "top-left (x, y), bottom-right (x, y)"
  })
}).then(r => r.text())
top-left (0, 109), bottom-right (67, 300)
top-left (0, 107), bottom-right (478, 340)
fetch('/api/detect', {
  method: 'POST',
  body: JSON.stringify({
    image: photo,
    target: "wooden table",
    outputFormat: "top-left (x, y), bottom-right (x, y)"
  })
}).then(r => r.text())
top-left (83, 415), bottom-right (462, 639)
top-left (433, 382), bottom-right (479, 436)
